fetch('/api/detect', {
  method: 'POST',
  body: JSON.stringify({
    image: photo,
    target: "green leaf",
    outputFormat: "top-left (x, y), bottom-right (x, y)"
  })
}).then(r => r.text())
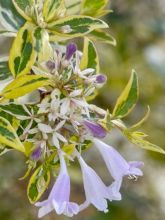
top-left (112, 70), bottom-right (139, 118)
top-left (1, 74), bottom-right (50, 99)
top-left (81, 0), bottom-right (109, 17)
top-left (0, 57), bottom-right (12, 81)
top-left (80, 37), bottom-right (100, 73)
top-left (43, 0), bottom-right (66, 23)
top-left (27, 165), bottom-right (50, 204)
top-left (9, 22), bottom-right (37, 78)
top-left (33, 28), bottom-right (52, 62)
top-left (0, 0), bottom-right (25, 31)
top-left (0, 30), bottom-right (17, 37)
top-left (0, 103), bottom-right (29, 118)
top-left (0, 116), bottom-right (25, 153)
top-left (48, 15), bottom-right (108, 38)
top-left (124, 129), bottom-right (165, 155)
top-left (12, 0), bottom-right (33, 21)
top-left (89, 29), bottom-right (116, 46)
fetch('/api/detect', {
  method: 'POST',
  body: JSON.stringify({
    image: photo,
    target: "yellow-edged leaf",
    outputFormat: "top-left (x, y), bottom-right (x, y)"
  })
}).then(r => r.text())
top-left (12, 0), bottom-right (33, 21)
top-left (9, 22), bottom-right (37, 78)
top-left (124, 129), bottom-right (165, 154)
top-left (27, 165), bottom-right (50, 203)
top-left (43, 0), bottom-right (66, 23)
top-left (48, 15), bottom-right (108, 38)
top-left (112, 70), bottom-right (139, 118)
top-left (0, 116), bottom-right (25, 153)
top-left (1, 74), bottom-right (50, 99)
top-left (81, 0), bottom-right (109, 17)
top-left (80, 37), bottom-right (100, 73)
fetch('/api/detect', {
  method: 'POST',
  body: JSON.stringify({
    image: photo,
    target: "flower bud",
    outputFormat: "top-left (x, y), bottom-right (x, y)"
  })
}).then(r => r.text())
top-left (96, 74), bottom-right (107, 84)
top-left (31, 147), bottom-right (42, 161)
top-left (84, 120), bottom-right (107, 138)
top-left (65, 43), bottom-right (77, 60)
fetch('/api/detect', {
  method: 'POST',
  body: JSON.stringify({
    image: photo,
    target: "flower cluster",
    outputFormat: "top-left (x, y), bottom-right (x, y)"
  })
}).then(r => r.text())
top-left (18, 43), bottom-right (143, 217)
top-left (0, 1), bottom-right (164, 219)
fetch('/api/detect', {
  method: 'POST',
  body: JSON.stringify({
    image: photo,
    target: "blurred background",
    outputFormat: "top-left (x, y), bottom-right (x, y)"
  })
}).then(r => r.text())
top-left (0, 0), bottom-right (165, 219)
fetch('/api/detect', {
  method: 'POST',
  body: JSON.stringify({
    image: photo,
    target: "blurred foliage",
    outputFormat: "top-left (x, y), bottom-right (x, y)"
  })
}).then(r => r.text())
top-left (0, 0), bottom-right (165, 219)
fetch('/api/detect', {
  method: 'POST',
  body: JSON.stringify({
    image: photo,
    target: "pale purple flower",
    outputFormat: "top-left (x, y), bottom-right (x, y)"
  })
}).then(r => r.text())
top-left (78, 155), bottom-right (109, 213)
top-left (84, 120), bottom-right (107, 138)
top-left (93, 138), bottom-right (143, 197)
top-left (35, 151), bottom-right (79, 218)
top-left (65, 43), bottom-right (77, 60)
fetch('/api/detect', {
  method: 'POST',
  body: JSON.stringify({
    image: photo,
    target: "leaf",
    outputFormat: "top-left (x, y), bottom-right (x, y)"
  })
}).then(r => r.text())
top-left (33, 28), bottom-right (52, 62)
top-left (89, 29), bottom-right (116, 46)
top-left (0, 116), bottom-right (25, 153)
top-left (124, 129), bottom-right (165, 155)
top-left (12, 0), bottom-right (33, 21)
top-left (0, 103), bottom-right (29, 118)
top-left (27, 165), bottom-right (50, 204)
top-left (43, 0), bottom-right (66, 23)
top-left (80, 37), bottom-right (100, 73)
top-left (0, 57), bottom-right (12, 81)
top-left (81, 0), bottom-right (109, 17)
top-left (1, 74), bottom-right (50, 99)
top-left (9, 22), bottom-right (37, 78)
top-left (0, 0), bottom-right (25, 31)
top-left (65, 0), bottom-right (81, 16)
top-left (48, 15), bottom-right (108, 38)
top-left (112, 70), bottom-right (139, 118)
top-left (0, 30), bottom-right (17, 37)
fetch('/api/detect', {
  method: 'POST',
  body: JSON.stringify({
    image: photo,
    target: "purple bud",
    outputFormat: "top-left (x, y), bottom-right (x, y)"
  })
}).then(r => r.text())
top-left (96, 74), bottom-right (107, 84)
top-left (31, 147), bottom-right (42, 161)
top-left (65, 43), bottom-right (77, 60)
top-left (46, 60), bottom-right (55, 71)
top-left (84, 120), bottom-right (107, 138)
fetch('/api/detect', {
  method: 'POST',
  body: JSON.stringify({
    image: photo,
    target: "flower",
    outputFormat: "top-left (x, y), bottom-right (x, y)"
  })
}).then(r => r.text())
top-left (84, 120), bottom-right (107, 138)
top-left (36, 151), bottom-right (79, 218)
top-left (96, 74), bottom-right (107, 84)
top-left (77, 155), bottom-right (109, 213)
top-left (38, 121), bottom-right (67, 149)
top-left (65, 43), bottom-right (77, 60)
top-left (30, 146), bottom-right (42, 161)
top-left (93, 138), bottom-right (143, 196)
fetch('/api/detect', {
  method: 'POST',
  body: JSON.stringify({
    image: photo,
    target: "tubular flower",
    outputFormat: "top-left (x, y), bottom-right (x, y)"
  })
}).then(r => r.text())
top-left (93, 138), bottom-right (144, 196)
top-left (77, 155), bottom-right (109, 213)
top-left (35, 151), bottom-right (79, 218)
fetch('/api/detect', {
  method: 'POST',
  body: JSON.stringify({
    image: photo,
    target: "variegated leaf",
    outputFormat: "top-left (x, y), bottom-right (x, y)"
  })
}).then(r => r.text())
top-left (43, 0), bottom-right (66, 23)
top-left (12, 0), bottom-right (33, 21)
top-left (33, 28), bottom-right (52, 62)
top-left (0, 103), bottom-right (29, 118)
top-left (112, 70), bottom-right (139, 118)
top-left (0, 57), bottom-right (12, 81)
top-left (65, 0), bottom-right (81, 16)
top-left (27, 165), bottom-right (50, 204)
top-left (0, 30), bottom-right (17, 37)
top-left (124, 129), bottom-right (165, 155)
top-left (0, 116), bottom-right (25, 153)
top-left (48, 15), bottom-right (108, 37)
top-left (81, 0), bottom-right (109, 17)
top-left (9, 22), bottom-right (37, 78)
top-left (1, 74), bottom-right (50, 99)
top-left (89, 29), bottom-right (116, 46)
top-left (0, 0), bottom-right (25, 31)
top-left (80, 37), bottom-right (100, 73)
